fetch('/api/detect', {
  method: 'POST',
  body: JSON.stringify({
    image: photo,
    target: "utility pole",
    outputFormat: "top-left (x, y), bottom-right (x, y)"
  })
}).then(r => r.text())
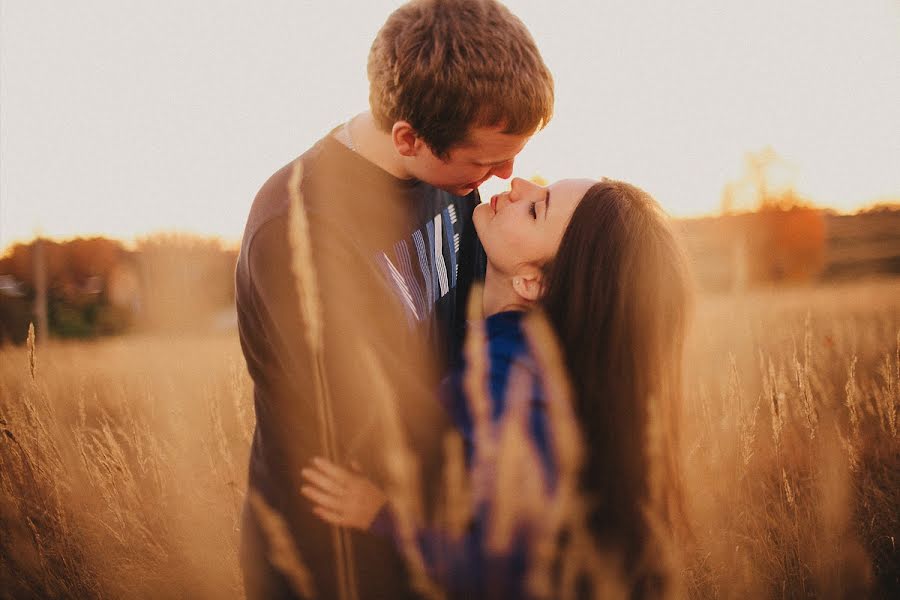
top-left (33, 237), bottom-right (49, 343)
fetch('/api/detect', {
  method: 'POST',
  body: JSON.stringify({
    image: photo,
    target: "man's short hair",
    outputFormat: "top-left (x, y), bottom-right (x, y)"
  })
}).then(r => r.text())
top-left (368, 0), bottom-right (554, 158)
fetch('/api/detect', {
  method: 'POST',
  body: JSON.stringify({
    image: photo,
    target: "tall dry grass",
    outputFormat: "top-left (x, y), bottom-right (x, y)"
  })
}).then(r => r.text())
top-left (680, 279), bottom-right (900, 598)
top-left (0, 278), bottom-right (898, 598)
top-left (0, 333), bottom-right (251, 598)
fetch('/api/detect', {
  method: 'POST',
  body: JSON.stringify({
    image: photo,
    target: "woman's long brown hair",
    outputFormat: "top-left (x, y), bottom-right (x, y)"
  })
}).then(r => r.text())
top-left (539, 179), bottom-right (694, 596)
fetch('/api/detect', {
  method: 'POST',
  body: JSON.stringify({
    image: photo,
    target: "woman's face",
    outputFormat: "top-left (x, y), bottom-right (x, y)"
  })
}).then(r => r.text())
top-left (473, 177), bottom-right (596, 275)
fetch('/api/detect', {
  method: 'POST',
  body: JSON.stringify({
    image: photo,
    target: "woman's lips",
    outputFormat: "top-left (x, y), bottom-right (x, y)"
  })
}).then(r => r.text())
top-left (490, 195), bottom-right (498, 213)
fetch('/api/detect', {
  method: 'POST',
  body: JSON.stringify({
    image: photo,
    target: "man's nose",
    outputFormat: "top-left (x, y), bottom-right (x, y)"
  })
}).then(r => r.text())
top-left (490, 159), bottom-right (515, 181)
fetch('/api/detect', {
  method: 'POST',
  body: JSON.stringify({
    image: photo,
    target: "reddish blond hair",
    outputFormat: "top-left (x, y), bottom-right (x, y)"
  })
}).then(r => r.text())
top-left (368, 0), bottom-right (554, 157)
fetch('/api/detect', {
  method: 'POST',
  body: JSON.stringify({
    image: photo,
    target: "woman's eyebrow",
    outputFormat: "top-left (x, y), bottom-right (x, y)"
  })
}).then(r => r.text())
top-left (544, 189), bottom-right (551, 220)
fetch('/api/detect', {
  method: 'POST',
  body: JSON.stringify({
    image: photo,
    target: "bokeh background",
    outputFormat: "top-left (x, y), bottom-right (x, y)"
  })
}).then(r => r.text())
top-left (1, 1), bottom-right (898, 598)
top-left (1, 0), bottom-right (898, 340)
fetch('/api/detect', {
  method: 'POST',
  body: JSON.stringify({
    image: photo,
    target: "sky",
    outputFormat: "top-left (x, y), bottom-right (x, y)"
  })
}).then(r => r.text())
top-left (1, 0), bottom-right (898, 249)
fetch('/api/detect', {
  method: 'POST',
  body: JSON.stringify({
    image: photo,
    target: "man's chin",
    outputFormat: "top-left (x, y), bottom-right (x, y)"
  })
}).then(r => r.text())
top-left (432, 181), bottom-right (478, 197)
top-left (449, 185), bottom-right (476, 197)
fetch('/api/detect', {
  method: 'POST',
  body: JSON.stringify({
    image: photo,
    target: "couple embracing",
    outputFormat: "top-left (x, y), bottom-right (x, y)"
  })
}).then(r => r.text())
top-left (236, 1), bottom-right (692, 598)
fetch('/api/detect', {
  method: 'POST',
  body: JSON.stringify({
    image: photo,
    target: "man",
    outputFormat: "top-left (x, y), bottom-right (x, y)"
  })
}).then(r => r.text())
top-left (236, 1), bottom-right (553, 598)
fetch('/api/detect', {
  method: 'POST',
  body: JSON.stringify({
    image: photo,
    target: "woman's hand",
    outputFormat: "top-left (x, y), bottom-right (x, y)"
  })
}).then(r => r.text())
top-left (300, 457), bottom-right (388, 531)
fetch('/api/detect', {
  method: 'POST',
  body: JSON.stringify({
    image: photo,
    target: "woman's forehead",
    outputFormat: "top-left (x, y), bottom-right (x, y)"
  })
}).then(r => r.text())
top-left (549, 178), bottom-right (597, 203)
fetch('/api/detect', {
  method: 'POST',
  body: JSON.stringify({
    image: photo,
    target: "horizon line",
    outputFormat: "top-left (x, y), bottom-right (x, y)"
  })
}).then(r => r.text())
top-left (2, 199), bottom-right (898, 258)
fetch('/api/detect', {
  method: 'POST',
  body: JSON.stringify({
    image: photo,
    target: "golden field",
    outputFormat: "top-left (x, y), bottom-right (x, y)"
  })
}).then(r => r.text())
top-left (1, 278), bottom-right (898, 599)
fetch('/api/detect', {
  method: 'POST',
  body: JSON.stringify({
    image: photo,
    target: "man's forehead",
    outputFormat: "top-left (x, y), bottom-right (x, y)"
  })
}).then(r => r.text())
top-left (454, 126), bottom-right (531, 161)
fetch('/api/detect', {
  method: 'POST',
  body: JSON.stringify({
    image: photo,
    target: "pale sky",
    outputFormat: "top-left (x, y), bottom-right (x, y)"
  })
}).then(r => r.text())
top-left (1, 0), bottom-right (898, 249)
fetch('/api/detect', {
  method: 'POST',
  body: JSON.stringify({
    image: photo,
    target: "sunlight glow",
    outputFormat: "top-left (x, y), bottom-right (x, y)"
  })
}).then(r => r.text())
top-left (1, 0), bottom-right (897, 248)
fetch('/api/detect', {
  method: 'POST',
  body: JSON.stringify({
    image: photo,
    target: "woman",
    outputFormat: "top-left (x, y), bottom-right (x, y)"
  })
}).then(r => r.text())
top-left (300, 177), bottom-right (694, 597)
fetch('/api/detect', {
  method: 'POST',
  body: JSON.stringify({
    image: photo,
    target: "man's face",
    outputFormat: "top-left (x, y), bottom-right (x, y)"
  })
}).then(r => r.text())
top-left (406, 125), bottom-right (531, 196)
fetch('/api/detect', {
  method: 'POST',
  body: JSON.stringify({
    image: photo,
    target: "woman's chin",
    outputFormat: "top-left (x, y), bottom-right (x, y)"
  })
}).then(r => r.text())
top-left (472, 203), bottom-right (490, 236)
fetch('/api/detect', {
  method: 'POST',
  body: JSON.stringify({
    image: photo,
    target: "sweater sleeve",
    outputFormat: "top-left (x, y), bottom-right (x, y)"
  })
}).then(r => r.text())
top-left (241, 211), bottom-right (433, 595)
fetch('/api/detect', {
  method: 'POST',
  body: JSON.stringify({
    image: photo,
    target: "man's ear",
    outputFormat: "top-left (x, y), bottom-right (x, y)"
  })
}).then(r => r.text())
top-left (512, 266), bottom-right (543, 302)
top-left (391, 121), bottom-right (421, 157)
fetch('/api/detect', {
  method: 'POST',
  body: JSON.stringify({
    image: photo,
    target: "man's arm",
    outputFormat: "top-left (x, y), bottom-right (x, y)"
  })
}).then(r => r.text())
top-left (244, 209), bottom-right (436, 596)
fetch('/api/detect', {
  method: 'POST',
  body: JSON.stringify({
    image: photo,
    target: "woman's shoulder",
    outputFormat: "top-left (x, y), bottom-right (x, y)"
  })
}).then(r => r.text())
top-left (485, 310), bottom-right (534, 364)
top-left (485, 310), bottom-right (527, 345)
top-left (485, 311), bottom-right (541, 391)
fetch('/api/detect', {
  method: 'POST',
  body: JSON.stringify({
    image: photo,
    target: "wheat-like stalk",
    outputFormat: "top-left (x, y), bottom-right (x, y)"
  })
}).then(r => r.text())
top-left (836, 421), bottom-right (861, 473)
top-left (845, 355), bottom-right (860, 440)
top-left (521, 310), bottom-right (583, 481)
top-left (782, 468), bottom-right (796, 508)
top-left (740, 399), bottom-right (760, 469)
top-left (794, 350), bottom-right (819, 440)
top-left (486, 362), bottom-right (547, 554)
top-left (521, 309), bottom-right (603, 599)
top-left (462, 283), bottom-right (495, 506)
top-left (248, 490), bottom-right (317, 599)
top-left (727, 354), bottom-right (759, 468)
top-left (229, 360), bottom-right (255, 445)
top-left (287, 161), bottom-right (323, 354)
top-left (438, 430), bottom-right (471, 542)
top-left (358, 345), bottom-right (444, 600)
top-left (27, 322), bottom-right (36, 381)
top-left (795, 313), bottom-right (820, 440)
top-left (285, 158), bottom-right (354, 600)
top-left (876, 331), bottom-right (900, 438)
top-left (764, 357), bottom-right (784, 454)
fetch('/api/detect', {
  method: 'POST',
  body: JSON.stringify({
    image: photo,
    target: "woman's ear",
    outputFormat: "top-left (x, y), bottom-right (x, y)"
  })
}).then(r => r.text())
top-left (391, 121), bottom-right (420, 157)
top-left (512, 267), bottom-right (543, 302)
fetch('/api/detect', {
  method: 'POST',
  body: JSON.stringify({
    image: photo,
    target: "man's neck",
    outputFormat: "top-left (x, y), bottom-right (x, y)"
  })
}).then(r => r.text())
top-left (482, 263), bottom-right (530, 317)
top-left (343, 112), bottom-right (412, 181)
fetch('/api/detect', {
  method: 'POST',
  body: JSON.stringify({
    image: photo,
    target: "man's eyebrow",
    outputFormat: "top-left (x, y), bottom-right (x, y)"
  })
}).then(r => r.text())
top-left (474, 157), bottom-right (514, 167)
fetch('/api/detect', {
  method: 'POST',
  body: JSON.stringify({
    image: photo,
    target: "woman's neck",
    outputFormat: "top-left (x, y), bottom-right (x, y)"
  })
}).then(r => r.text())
top-left (482, 263), bottom-right (531, 317)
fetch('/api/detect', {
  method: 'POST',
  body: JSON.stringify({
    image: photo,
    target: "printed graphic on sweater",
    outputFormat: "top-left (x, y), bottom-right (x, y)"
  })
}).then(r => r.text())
top-left (378, 203), bottom-right (463, 325)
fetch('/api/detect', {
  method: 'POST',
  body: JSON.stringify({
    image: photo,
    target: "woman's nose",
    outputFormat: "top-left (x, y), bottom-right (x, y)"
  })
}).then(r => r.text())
top-left (508, 177), bottom-right (536, 201)
top-left (507, 177), bottom-right (524, 201)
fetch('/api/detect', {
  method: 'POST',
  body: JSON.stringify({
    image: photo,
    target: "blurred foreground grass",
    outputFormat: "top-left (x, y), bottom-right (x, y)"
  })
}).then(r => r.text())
top-left (1, 279), bottom-right (898, 598)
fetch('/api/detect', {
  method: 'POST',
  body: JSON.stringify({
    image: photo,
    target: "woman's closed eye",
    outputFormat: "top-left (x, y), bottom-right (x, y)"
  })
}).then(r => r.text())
top-left (530, 190), bottom-right (550, 220)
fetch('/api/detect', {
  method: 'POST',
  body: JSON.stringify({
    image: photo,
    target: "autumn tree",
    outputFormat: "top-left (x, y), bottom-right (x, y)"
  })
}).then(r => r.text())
top-left (719, 148), bottom-right (826, 286)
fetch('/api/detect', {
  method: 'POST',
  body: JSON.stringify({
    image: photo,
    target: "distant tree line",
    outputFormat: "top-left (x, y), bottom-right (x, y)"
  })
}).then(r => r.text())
top-left (0, 235), bottom-right (238, 345)
top-left (680, 148), bottom-right (899, 292)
